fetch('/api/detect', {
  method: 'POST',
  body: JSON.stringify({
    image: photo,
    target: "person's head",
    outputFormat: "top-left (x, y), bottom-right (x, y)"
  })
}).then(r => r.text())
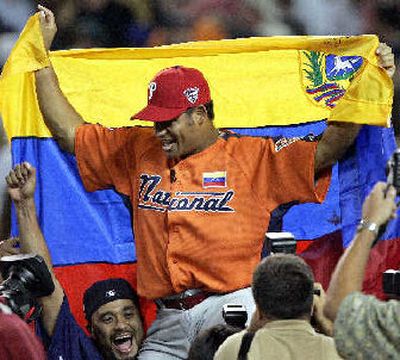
top-left (252, 254), bottom-right (314, 321)
top-left (187, 324), bottom-right (241, 360)
top-left (131, 66), bottom-right (216, 159)
top-left (83, 278), bottom-right (144, 360)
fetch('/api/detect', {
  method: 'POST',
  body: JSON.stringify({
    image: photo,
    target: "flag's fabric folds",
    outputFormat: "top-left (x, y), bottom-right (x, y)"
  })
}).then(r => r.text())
top-left (0, 15), bottom-right (398, 329)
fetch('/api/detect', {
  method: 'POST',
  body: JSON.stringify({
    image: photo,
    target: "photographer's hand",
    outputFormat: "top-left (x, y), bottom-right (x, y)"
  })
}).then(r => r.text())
top-left (324, 182), bottom-right (398, 321)
top-left (312, 283), bottom-right (333, 336)
top-left (361, 182), bottom-right (397, 236)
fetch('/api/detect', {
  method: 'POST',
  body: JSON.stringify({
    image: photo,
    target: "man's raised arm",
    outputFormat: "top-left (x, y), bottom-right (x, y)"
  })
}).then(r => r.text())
top-left (324, 182), bottom-right (397, 321)
top-left (314, 42), bottom-right (396, 176)
top-left (35, 5), bottom-right (84, 154)
top-left (5, 162), bottom-right (64, 336)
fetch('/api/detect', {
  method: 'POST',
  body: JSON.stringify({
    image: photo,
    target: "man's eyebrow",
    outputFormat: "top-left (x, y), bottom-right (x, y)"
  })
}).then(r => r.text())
top-left (123, 305), bottom-right (137, 312)
top-left (98, 311), bottom-right (113, 318)
top-left (98, 304), bottom-right (137, 316)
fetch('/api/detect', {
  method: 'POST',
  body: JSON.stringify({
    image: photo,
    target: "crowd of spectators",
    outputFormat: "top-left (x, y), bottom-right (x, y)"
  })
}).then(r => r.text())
top-left (0, 1), bottom-right (396, 51)
top-left (0, 1), bottom-right (396, 49)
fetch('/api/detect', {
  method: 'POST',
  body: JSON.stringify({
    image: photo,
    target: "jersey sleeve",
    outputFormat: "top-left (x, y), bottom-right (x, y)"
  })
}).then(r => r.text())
top-left (75, 124), bottom-right (141, 195)
top-left (252, 135), bottom-right (331, 208)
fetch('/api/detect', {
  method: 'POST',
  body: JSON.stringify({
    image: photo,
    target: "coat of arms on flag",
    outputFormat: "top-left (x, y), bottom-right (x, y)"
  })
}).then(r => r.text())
top-left (302, 51), bottom-right (363, 108)
top-left (202, 171), bottom-right (227, 188)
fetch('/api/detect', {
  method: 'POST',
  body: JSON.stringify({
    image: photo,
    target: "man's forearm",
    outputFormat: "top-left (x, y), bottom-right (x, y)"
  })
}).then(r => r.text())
top-left (314, 122), bottom-right (361, 175)
top-left (324, 229), bottom-right (375, 320)
top-left (14, 198), bottom-right (52, 266)
top-left (35, 67), bottom-right (84, 153)
top-left (14, 197), bottom-right (64, 337)
top-left (0, 118), bottom-right (11, 239)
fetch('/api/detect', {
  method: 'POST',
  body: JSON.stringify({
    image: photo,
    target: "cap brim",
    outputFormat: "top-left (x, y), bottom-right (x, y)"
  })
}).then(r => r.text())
top-left (131, 104), bottom-right (187, 122)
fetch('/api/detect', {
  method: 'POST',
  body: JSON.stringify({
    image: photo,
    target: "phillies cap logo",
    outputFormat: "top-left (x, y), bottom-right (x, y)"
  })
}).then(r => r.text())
top-left (148, 82), bottom-right (157, 100)
top-left (183, 87), bottom-right (199, 104)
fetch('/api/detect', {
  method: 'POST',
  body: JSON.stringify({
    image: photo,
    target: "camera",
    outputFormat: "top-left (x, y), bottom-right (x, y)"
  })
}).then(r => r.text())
top-left (222, 304), bottom-right (248, 329)
top-left (382, 269), bottom-right (400, 297)
top-left (263, 232), bottom-right (296, 257)
top-left (0, 254), bottom-right (55, 322)
top-left (386, 148), bottom-right (400, 193)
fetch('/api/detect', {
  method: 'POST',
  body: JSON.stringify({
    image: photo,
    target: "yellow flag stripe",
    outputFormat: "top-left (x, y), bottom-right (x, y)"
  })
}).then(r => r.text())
top-left (0, 15), bottom-right (393, 140)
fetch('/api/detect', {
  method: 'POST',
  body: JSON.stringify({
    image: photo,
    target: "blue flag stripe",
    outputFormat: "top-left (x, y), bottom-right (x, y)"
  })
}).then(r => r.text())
top-left (10, 122), bottom-right (397, 270)
top-left (11, 138), bottom-right (135, 265)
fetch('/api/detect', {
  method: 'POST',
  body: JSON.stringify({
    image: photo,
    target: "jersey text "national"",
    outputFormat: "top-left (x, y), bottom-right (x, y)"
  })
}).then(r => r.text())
top-left (138, 174), bottom-right (235, 213)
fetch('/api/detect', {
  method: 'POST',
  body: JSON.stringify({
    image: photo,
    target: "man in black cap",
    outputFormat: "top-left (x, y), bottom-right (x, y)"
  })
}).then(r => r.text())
top-left (4, 162), bottom-right (144, 360)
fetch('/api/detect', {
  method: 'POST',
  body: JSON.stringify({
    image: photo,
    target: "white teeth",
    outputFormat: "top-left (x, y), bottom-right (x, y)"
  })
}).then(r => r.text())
top-left (159, 137), bottom-right (176, 153)
top-left (116, 336), bottom-right (129, 339)
top-left (115, 334), bottom-right (131, 341)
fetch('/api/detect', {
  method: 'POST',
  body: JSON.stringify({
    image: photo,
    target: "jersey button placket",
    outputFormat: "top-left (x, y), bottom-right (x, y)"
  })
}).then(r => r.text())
top-left (167, 168), bottom-right (181, 290)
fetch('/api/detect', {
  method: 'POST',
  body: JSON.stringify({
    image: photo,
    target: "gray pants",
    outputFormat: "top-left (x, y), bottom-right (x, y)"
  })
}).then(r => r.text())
top-left (137, 287), bottom-right (255, 360)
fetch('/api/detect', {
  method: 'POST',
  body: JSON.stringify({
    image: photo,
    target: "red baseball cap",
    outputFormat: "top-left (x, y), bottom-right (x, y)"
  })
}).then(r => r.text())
top-left (131, 66), bottom-right (211, 122)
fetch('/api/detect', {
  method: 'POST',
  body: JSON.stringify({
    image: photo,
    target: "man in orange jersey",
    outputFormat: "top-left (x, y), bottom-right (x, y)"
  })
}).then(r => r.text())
top-left (33, 5), bottom-right (395, 359)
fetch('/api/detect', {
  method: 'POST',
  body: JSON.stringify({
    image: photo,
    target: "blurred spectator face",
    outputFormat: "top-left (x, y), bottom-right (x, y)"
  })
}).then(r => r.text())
top-left (90, 299), bottom-right (144, 360)
top-left (146, 27), bottom-right (169, 47)
top-left (146, 26), bottom-right (193, 47)
top-left (193, 15), bottom-right (227, 41)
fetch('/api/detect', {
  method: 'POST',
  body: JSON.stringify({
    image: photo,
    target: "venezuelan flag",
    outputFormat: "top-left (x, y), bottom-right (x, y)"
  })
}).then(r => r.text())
top-left (203, 172), bottom-right (227, 188)
top-left (0, 14), bottom-right (396, 329)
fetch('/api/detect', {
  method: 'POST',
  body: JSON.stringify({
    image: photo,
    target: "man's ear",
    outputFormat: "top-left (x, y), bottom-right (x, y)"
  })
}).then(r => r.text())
top-left (192, 105), bottom-right (207, 125)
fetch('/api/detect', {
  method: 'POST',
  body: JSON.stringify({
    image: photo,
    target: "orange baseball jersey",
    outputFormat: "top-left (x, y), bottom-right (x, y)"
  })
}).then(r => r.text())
top-left (75, 125), bottom-right (331, 299)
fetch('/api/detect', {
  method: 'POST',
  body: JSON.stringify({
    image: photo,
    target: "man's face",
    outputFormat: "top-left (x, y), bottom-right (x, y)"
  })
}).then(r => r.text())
top-left (154, 110), bottom-right (200, 159)
top-left (91, 299), bottom-right (144, 360)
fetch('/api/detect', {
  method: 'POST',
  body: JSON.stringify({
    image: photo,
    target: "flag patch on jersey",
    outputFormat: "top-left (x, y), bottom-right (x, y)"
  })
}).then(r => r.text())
top-left (202, 171), bottom-right (227, 188)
